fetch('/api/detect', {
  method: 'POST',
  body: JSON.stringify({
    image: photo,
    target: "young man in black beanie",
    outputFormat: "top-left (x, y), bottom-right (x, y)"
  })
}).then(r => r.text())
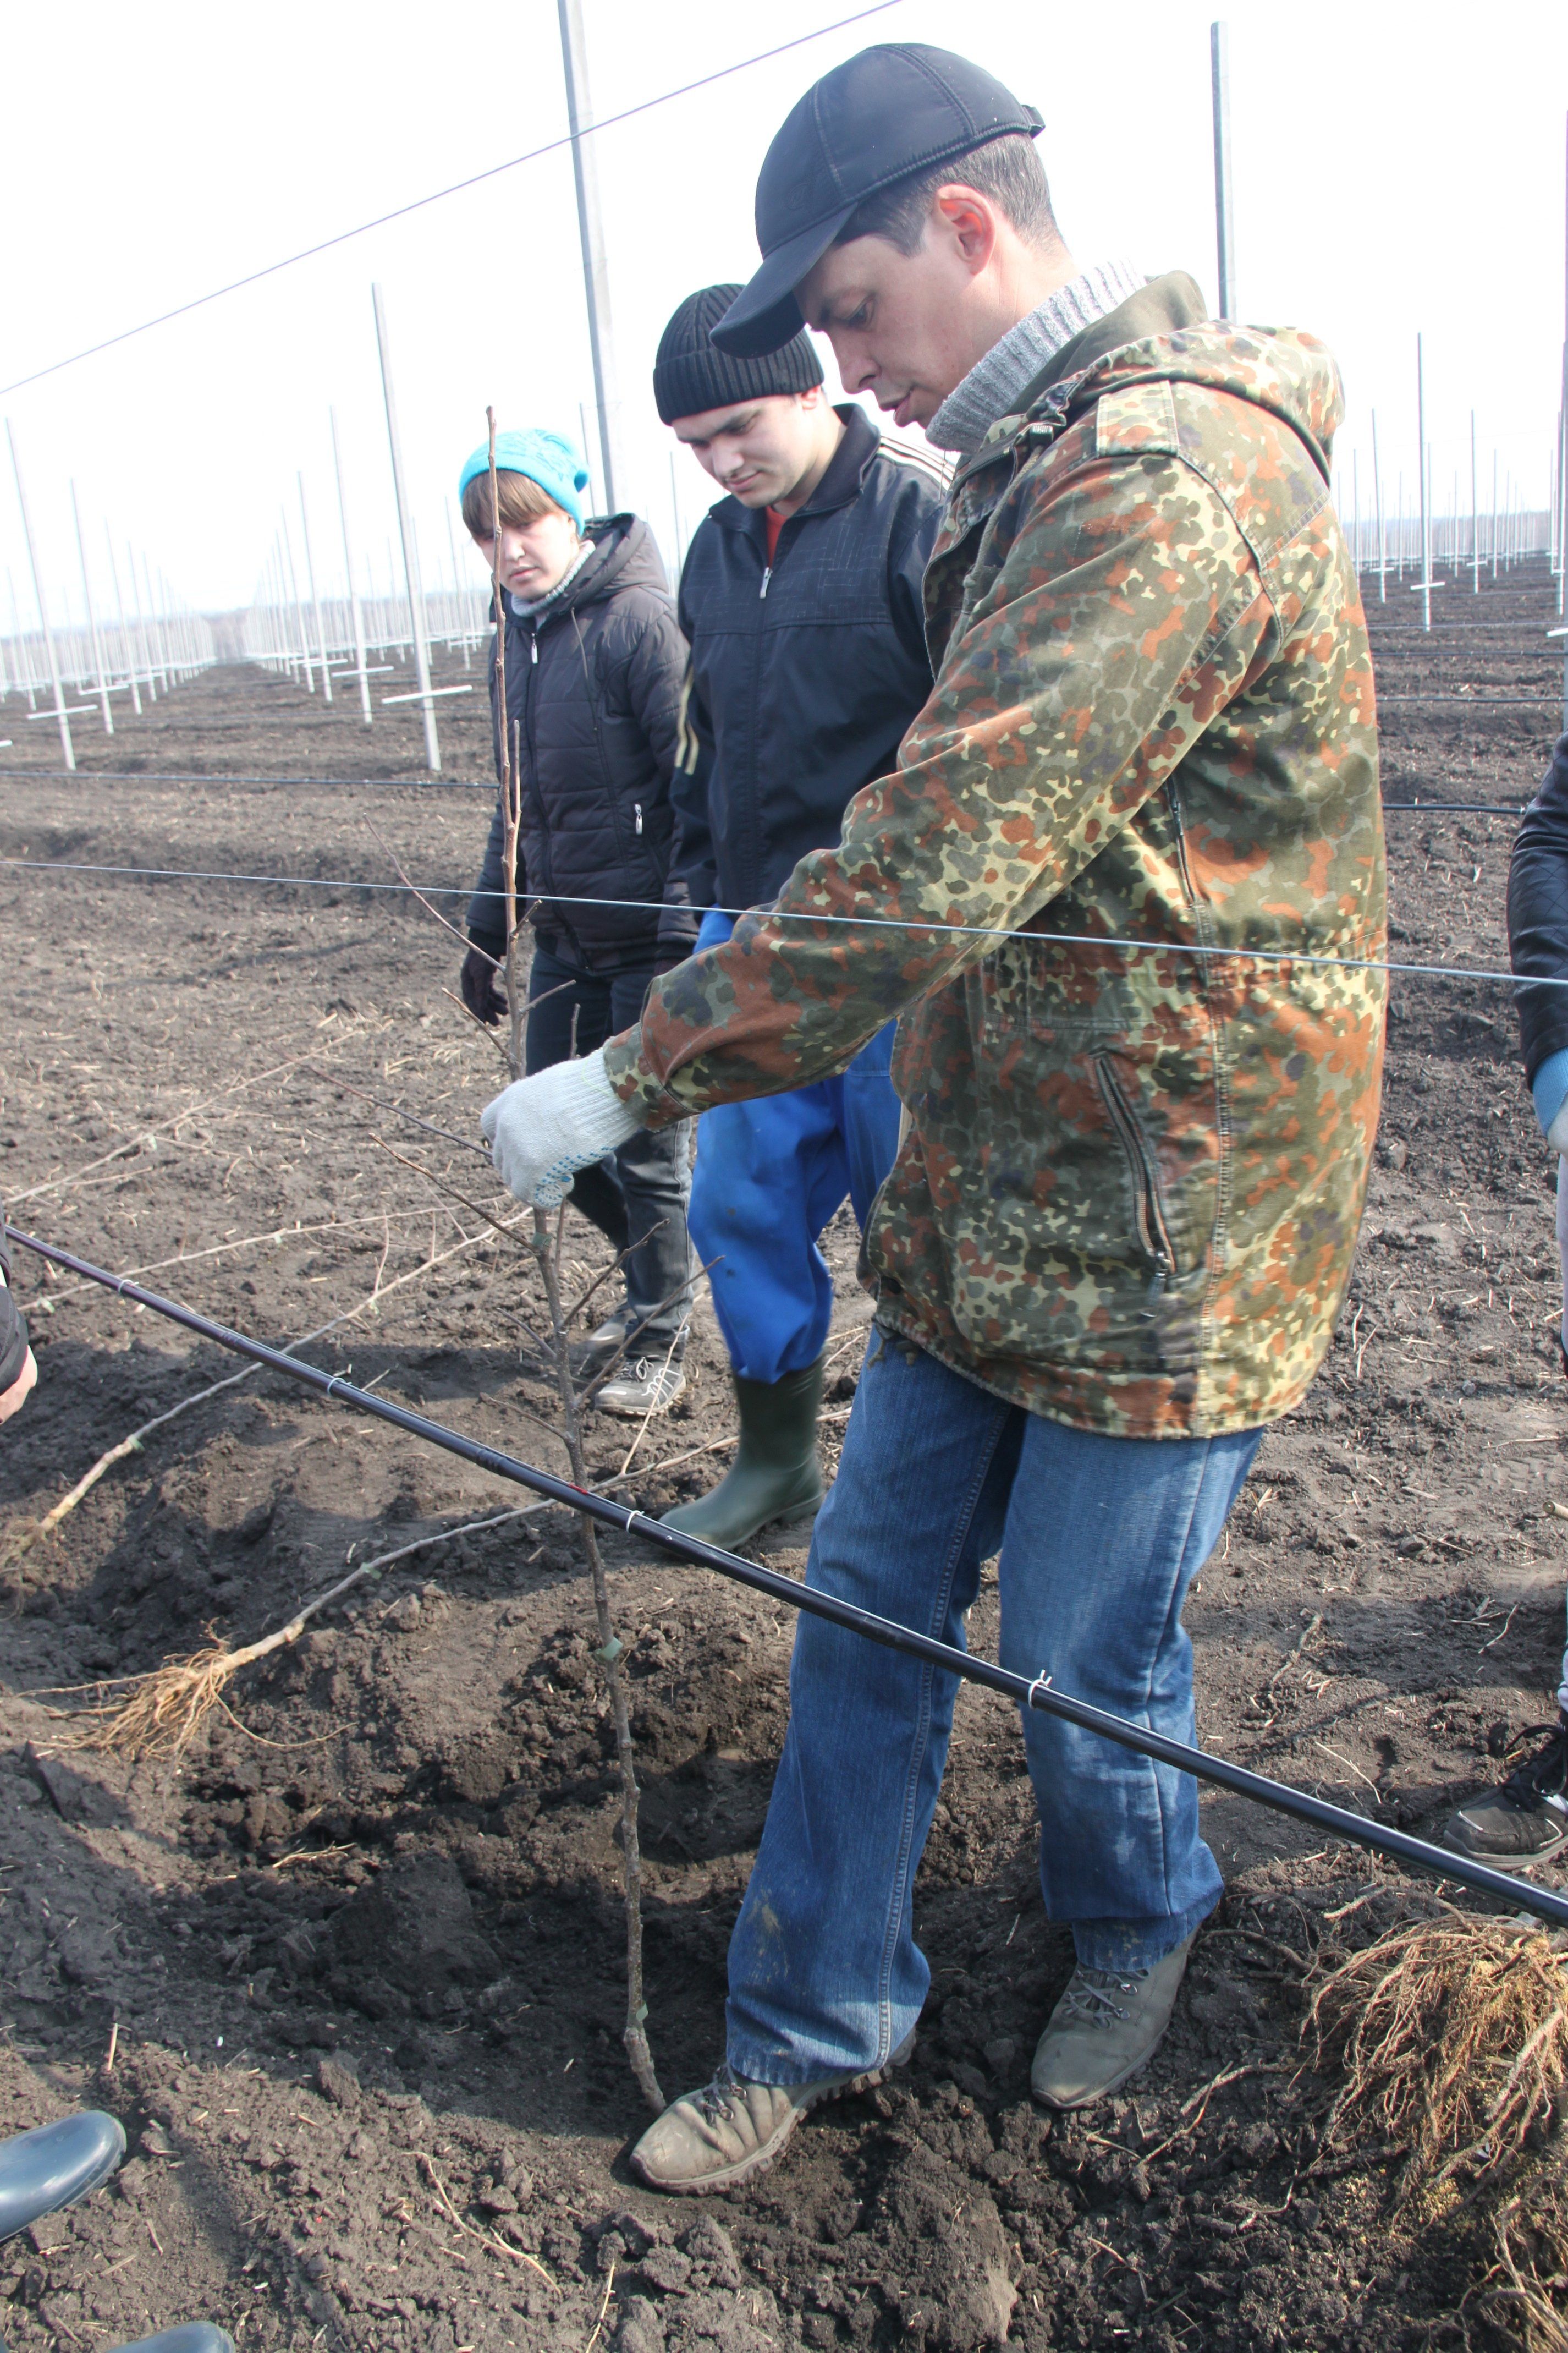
top-left (649, 284), bottom-right (945, 1547)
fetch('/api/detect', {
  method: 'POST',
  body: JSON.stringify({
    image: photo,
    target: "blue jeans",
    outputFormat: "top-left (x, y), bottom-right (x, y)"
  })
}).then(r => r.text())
top-left (689, 909), bottom-right (901, 1384)
top-left (725, 1335), bottom-right (1262, 2085)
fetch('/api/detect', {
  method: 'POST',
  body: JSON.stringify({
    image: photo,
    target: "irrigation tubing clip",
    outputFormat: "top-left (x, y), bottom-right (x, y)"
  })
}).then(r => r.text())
top-left (13, 1219), bottom-right (1568, 1937)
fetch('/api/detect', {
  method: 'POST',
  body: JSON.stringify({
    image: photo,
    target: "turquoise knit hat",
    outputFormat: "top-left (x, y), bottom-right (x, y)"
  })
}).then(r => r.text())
top-left (457, 429), bottom-right (590, 531)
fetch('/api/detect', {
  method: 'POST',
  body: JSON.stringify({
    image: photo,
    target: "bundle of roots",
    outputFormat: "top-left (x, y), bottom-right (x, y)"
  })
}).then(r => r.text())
top-left (45, 1622), bottom-right (304, 1759)
top-left (1303, 1912), bottom-right (1568, 2200)
top-left (1479, 2198), bottom-right (1568, 2352)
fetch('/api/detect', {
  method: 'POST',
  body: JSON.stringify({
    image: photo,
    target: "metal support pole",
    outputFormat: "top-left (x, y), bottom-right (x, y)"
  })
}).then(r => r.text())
top-left (371, 283), bottom-right (441, 773)
top-left (330, 408), bottom-right (373, 727)
top-left (6, 569), bottom-right (36, 710)
top-left (279, 511), bottom-right (315, 691)
top-left (443, 500), bottom-right (472, 669)
top-left (69, 482), bottom-right (112, 735)
top-left (1371, 411), bottom-right (1386, 602)
top-left (140, 551), bottom-right (168, 692)
top-left (1209, 21), bottom-right (1236, 321)
top-left (5, 419), bottom-right (75, 770)
top-left (1417, 335), bottom-right (1432, 632)
top-left (104, 533), bottom-right (141, 714)
top-left (1560, 110), bottom-right (1568, 718)
top-left (297, 473), bottom-right (333, 704)
top-left (1471, 412), bottom-right (1479, 593)
top-left (559, 0), bottom-right (622, 509)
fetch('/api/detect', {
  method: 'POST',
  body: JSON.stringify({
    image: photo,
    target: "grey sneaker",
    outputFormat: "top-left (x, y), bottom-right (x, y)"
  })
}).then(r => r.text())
top-left (1445, 1716), bottom-right (1568, 1868)
top-left (570, 1308), bottom-right (628, 1378)
top-left (631, 2037), bottom-right (914, 2195)
top-left (595, 1353), bottom-right (686, 1419)
top-left (1031, 1935), bottom-right (1195, 2109)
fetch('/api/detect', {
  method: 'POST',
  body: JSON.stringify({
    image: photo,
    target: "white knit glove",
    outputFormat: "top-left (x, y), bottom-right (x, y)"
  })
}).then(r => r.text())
top-left (480, 1047), bottom-right (643, 1207)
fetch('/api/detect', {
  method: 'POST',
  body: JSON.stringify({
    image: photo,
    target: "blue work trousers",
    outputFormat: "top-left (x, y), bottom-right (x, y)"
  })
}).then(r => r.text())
top-left (724, 1334), bottom-right (1262, 2085)
top-left (687, 909), bottom-right (901, 1385)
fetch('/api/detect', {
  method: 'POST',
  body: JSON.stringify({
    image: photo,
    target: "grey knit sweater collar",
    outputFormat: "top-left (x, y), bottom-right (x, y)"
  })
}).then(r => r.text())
top-left (926, 260), bottom-right (1146, 454)
top-left (507, 536), bottom-right (594, 622)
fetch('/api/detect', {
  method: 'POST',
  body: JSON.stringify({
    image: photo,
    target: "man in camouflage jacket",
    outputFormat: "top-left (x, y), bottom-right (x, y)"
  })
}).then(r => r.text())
top-left (479, 44), bottom-right (1384, 2190)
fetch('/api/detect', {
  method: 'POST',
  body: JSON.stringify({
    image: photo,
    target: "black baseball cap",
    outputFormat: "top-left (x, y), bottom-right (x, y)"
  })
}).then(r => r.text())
top-left (713, 44), bottom-right (1043, 360)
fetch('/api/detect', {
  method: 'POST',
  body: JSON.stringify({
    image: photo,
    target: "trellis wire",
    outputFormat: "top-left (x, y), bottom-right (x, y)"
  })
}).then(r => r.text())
top-left (12, 1220), bottom-right (1568, 1935)
top-left (2, 853), bottom-right (1563, 992)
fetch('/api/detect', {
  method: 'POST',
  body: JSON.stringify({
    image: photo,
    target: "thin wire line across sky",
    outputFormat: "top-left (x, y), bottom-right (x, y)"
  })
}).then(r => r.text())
top-left (0, 0), bottom-right (905, 401)
top-left (2, 853), bottom-right (1558, 992)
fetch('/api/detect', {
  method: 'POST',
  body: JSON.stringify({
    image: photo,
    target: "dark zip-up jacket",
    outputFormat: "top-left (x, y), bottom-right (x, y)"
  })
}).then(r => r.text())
top-left (0, 1207), bottom-right (28, 1394)
top-left (1509, 731), bottom-right (1568, 1082)
top-left (466, 514), bottom-right (700, 973)
top-left (673, 405), bottom-right (944, 917)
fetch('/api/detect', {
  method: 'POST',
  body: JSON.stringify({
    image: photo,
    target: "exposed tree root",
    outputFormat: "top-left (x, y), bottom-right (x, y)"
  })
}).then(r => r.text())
top-left (1303, 1912), bottom-right (1568, 2201)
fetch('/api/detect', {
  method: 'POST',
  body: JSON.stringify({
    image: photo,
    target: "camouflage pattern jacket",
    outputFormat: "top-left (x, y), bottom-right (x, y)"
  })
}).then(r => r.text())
top-left (603, 275), bottom-right (1385, 1437)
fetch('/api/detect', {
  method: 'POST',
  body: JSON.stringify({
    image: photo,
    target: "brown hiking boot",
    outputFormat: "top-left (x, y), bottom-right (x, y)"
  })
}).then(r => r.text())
top-left (631, 2036), bottom-right (914, 2195)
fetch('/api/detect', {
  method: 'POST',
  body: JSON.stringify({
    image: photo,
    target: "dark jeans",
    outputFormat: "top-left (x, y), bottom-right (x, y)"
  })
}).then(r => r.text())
top-left (526, 944), bottom-right (692, 1354)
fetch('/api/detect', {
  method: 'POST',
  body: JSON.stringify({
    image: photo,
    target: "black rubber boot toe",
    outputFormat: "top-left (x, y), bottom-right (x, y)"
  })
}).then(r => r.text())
top-left (0, 2110), bottom-right (125, 2243)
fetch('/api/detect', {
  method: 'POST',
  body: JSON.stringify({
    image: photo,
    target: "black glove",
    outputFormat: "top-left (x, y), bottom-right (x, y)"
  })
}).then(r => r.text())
top-left (460, 934), bottom-right (508, 1028)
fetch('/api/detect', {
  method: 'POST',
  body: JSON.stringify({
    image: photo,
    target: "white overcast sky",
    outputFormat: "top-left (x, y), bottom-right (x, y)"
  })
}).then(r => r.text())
top-left (2, 0), bottom-right (1565, 623)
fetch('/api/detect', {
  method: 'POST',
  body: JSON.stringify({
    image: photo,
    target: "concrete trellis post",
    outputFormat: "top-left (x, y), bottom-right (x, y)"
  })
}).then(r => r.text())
top-left (70, 483), bottom-right (113, 734)
top-left (331, 407), bottom-right (373, 727)
top-left (443, 501), bottom-right (472, 670)
top-left (559, 0), bottom-right (623, 511)
top-left (104, 533), bottom-right (142, 714)
top-left (6, 571), bottom-right (37, 711)
top-left (279, 513), bottom-right (315, 692)
top-left (1415, 336), bottom-right (1433, 632)
top-left (1209, 21), bottom-right (1236, 321)
top-left (139, 551), bottom-right (168, 692)
top-left (5, 419), bottom-right (76, 770)
top-left (298, 473), bottom-right (334, 704)
top-left (372, 282), bottom-right (441, 773)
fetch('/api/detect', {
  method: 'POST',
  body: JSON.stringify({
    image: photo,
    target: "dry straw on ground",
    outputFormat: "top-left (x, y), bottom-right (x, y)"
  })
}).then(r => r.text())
top-left (1303, 1910), bottom-right (1568, 2200)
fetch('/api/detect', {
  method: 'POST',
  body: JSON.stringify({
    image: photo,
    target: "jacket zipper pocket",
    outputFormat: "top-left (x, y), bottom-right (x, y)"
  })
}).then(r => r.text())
top-left (1167, 785), bottom-right (1196, 905)
top-left (634, 802), bottom-right (643, 835)
top-left (1094, 1055), bottom-right (1178, 1278)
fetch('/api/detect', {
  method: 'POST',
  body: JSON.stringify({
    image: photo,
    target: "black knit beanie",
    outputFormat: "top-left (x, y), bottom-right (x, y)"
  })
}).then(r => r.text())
top-left (653, 284), bottom-right (824, 425)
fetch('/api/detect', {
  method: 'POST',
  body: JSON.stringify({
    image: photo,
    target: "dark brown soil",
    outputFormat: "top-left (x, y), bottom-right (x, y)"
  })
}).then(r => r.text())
top-left (0, 567), bottom-right (1565, 2351)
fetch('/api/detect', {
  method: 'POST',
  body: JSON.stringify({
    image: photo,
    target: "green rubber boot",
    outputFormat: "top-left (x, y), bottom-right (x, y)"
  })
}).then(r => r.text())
top-left (661, 1354), bottom-right (827, 1549)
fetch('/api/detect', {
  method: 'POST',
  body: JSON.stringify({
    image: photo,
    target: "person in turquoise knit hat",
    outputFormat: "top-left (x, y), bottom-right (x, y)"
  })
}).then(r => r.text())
top-left (456, 428), bottom-right (703, 1417)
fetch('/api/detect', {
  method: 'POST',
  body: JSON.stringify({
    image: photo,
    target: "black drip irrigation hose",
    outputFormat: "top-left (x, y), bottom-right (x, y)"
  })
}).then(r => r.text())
top-left (12, 1221), bottom-right (1568, 1935)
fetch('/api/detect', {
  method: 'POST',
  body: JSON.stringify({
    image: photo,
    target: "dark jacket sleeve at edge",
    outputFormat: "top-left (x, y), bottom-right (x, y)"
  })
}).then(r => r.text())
top-left (0, 1206), bottom-right (29, 1394)
top-left (1508, 731), bottom-right (1568, 1082)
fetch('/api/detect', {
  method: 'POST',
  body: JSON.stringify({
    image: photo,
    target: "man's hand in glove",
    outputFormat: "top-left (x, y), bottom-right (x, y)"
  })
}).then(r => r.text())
top-left (480, 1047), bottom-right (643, 1206)
top-left (460, 935), bottom-right (508, 1028)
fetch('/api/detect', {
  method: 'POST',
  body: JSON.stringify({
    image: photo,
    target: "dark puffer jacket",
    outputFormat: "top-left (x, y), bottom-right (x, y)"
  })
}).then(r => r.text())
top-left (672, 404), bottom-right (945, 914)
top-left (1510, 731), bottom-right (1568, 1080)
top-left (466, 515), bottom-right (701, 973)
top-left (0, 1207), bottom-right (29, 1394)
